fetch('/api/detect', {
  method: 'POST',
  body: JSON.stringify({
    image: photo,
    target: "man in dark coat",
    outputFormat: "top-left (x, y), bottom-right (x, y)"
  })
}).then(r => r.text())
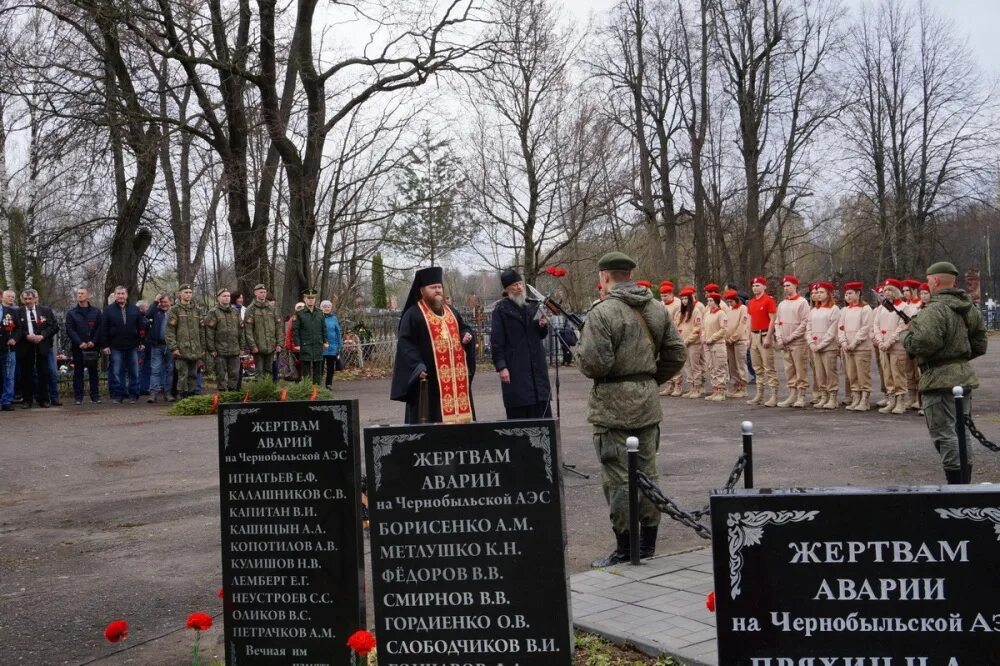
top-left (390, 267), bottom-right (476, 424)
top-left (490, 268), bottom-right (551, 419)
top-left (0, 292), bottom-right (21, 410)
top-left (65, 287), bottom-right (103, 404)
top-left (293, 288), bottom-right (328, 385)
top-left (100, 285), bottom-right (147, 403)
top-left (16, 289), bottom-right (59, 408)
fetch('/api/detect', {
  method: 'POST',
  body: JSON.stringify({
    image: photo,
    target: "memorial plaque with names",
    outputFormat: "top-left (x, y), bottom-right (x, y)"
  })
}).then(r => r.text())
top-left (219, 400), bottom-right (365, 665)
top-left (364, 418), bottom-right (573, 666)
top-left (711, 486), bottom-right (1000, 666)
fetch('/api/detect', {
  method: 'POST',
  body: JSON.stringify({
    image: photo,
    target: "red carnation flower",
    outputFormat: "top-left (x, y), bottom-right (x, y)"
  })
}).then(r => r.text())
top-left (812, 336), bottom-right (818, 341)
top-left (186, 612), bottom-right (213, 631)
top-left (347, 629), bottom-right (377, 656)
top-left (880, 329), bottom-right (886, 335)
top-left (544, 266), bottom-right (557, 276)
top-left (706, 591), bottom-right (716, 613)
top-left (554, 267), bottom-right (567, 277)
top-left (217, 587), bottom-right (224, 599)
top-left (104, 619), bottom-right (128, 643)
top-left (838, 325), bottom-right (844, 331)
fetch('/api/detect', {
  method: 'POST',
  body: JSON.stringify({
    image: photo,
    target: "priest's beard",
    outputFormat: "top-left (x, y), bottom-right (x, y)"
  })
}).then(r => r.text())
top-left (423, 294), bottom-right (445, 315)
top-left (509, 291), bottom-right (526, 308)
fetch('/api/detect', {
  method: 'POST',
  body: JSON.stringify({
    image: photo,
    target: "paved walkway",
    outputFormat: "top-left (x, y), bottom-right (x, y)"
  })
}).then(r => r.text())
top-left (571, 548), bottom-right (718, 666)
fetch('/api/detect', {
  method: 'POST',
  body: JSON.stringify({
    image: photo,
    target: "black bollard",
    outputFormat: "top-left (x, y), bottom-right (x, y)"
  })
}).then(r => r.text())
top-left (626, 436), bottom-right (640, 565)
top-left (741, 421), bottom-right (754, 489)
top-left (953, 386), bottom-right (969, 484)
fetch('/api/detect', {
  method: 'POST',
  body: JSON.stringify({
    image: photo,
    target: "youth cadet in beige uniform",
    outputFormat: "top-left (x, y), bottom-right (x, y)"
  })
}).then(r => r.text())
top-left (677, 286), bottom-right (705, 398)
top-left (872, 278), bottom-right (909, 415)
top-left (658, 281), bottom-right (683, 397)
top-left (701, 291), bottom-right (728, 401)
top-left (775, 275), bottom-right (811, 408)
top-left (901, 279), bottom-right (923, 410)
top-left (806, 281), bottom-right (841, 409)
top-left (838, 281), bottom-right (873, 411)
top-left (723, 289), bottom-right (749, 398)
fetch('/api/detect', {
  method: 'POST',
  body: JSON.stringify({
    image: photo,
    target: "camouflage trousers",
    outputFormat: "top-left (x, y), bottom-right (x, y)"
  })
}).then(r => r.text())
top-left (175, 358), bottom-right (199, 395)
top-left (923, 389), bottom-right (973, 472)
top-left (214, 354), bottom-right (240, 391)
top-left (593, 424), bottom-right (661, 533)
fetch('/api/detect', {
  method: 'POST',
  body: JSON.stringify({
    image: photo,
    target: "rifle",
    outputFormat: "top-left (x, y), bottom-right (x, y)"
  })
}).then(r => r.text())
top-left (526, 284), bottom-right (585, 330)
top-left (872, 289), bottom-right (912, 325)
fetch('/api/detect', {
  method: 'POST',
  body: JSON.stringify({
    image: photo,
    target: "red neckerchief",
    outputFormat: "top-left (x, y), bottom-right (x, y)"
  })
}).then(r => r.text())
top-left (893, 299), bottom-right (903, 306)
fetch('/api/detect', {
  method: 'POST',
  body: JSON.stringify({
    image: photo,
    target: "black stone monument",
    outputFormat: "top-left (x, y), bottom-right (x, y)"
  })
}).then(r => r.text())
top-left (711, 485), bottom-right (1000, 665)
top-left (364, 418), bottom-right (573, 666)
top-left (219, 400), bottom-right (365, 665)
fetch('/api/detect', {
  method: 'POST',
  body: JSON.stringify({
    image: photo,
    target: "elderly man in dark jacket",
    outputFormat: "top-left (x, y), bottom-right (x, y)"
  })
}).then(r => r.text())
top-left (100, 285), bottom-right (147, 403)
top-left (65, 287), bottom-right (103, 404)
top-left (490, 268), bottom-right (551, 419)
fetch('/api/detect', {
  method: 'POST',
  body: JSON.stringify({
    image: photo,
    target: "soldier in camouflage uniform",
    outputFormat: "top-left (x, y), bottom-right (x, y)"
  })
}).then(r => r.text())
top-left (577, 252), bottom-right (687, 567)
top-left (205, 288), bottom-right (242, 391)
top-left (902, 261), bottom-right (988, 484)
top-left (166, 284), bottom-right (205, 397)
top-left (293, 288), bottom-right (328, 385)
top-left (243, 283), bottom-right (283, 381)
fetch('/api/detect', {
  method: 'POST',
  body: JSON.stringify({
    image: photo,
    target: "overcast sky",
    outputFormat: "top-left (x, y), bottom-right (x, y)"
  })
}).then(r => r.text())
top-left (561, 0), bottom-right (1000, 76)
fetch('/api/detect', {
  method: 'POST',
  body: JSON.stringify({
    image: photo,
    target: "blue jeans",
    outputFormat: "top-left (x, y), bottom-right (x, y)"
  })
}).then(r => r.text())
top-left (109, 348), bottom-right (140, 399)
top-left (139, 345), bottom-right (152, 394)
top-left (72, 349), bottom-right (101, 401)
top-left (148, 345), bottom-right (173, 394)
top-left (1, 349), bottom-right (14, 404)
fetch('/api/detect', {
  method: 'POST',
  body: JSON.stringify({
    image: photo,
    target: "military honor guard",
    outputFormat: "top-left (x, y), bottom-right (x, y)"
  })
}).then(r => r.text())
top-left (746, 276), bottom-right (778, 407)
top-left (390, 267), bottom-right (476, 424)
top-left (872, 278), bottom-right (909, 414)
top-left (243, 283), bottom-right (283, 382)
top-left (166, 284), bottom-right (205, 398)
top-left (205, 288), bottom-right (242, 391)
top-left (293, 288), bottom-right (328, 386)
top-left (774, 275), bottom-right (810, 408)
top-left (723, 289), bottom-right (749, 399)
top-left (701, 291), bottom-right (729, 401)
top-left (576, 252), bottom-right (686, 566)
top-left (676, 286), bottom-right (705, 399)
top-left (838, 282), bottom-right (874, 411)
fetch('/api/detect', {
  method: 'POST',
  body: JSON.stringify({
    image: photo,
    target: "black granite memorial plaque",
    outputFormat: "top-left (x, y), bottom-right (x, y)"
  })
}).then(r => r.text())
top-left (219, 400), bottom-right (365, 665)
top-left (364, 418), bottom-right (572, 666)
top-left (711, 486), bottom-right (1000, 665)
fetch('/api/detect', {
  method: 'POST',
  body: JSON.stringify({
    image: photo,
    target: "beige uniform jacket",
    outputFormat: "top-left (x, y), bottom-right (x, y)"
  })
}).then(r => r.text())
top-left (676, 302), bottom-right (706, 345)
top-left (806, 305), bottom-right (841, 352)
top-left (838, 304), bottom-right (873, 352)
top-left (775, 296), bottom-right (810, 348)
top-left (871, 302), bottom-right (908, 353)
top-left (701, 307), bottom-right (728, 345)
top-left (725, 304), bottom-right (750, 344)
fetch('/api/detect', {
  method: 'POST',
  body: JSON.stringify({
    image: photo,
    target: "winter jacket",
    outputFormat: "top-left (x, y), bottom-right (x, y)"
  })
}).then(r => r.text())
top-left (490, 297), bottom-right (550, 409)
top-left (323, 313), bottom-right (343, 357)
top-left (146, 307), bottom-right (170, 346)
top-left (166, 302), bottom-right (205, 359)
top-left (576, 283), bottom-right (686, 429)
top-left (100, 303), bottom-right (146, 350)
top-left (244, 300), bottom-right (283, 353)
top-left (902, 289), bottom-right (987, 392)
top-left (65, 304), bottom-right (102, 348)
top-left (204, 304), bottom-right (242, 356)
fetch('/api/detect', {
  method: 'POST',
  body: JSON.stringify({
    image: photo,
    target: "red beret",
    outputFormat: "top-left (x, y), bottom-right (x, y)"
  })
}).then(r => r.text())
top-left (884, 278), bottom-right (903, 290)
top-left (704, 282), bottom-right (720, 293)
top-left (808, 282), bottom-right (818, 291)
top-left (902, 279), bottom-right (922, 289)
top-left (816, 281), bottom-right (835, 292)
top-left (679, 286), bottom-right (695, 297)
top-left (660, 280), bottom-right (674, 293)
top-left (750, 276), bottom-right (767, 286)
top-left (782, 275), bottom-right (799, 285)
top-left (707, 292), bottom-right (723, 301)
top-left (723, 289), bottom-right (739, 300)
top-left (843, 281), bottom-right (863, 292)
top-left (636, 280), bottom-right (653, 289)
top-left (919, 283), bottom-right (930, 292)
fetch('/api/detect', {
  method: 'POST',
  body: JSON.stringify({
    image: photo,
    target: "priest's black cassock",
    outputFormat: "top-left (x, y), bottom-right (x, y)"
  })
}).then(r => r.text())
top-left (390, 267), bottom-right (477, 424)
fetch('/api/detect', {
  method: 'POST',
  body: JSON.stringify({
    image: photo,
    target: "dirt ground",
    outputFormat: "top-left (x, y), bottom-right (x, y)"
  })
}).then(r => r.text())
top-left (2, 347), bottom-right (998, 664)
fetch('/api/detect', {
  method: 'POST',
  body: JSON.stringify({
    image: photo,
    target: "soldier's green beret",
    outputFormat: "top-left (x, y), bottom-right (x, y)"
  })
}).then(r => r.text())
top-left (253, 283), bottom-right (267, 291)
top-left (302, 288), bottom-right (319, 297)
top-left (597, 251), bottom-right (637, 271)
top-left (178, 284), bottom-right (193, 291)
top-left (926, 261), bottom-right (958, 276)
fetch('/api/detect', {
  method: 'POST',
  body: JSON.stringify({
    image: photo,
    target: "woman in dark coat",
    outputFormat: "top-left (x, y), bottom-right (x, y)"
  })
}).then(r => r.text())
top-left (490, 269), bottom-right (551, 419)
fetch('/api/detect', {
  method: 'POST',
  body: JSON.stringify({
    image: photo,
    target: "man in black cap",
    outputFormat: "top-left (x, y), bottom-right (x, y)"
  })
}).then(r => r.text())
top-left (390, 267), bottom-right (476, 424)
top-left (490, 268), bottom-right (551, 419)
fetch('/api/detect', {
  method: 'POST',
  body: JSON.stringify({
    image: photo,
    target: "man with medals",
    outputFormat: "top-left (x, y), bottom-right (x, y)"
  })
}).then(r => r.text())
top-left (390, 267), bottom-right (476, 424)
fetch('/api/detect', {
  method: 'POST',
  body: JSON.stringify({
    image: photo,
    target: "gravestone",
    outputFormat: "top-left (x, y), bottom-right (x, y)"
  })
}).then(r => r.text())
top-left (711, 486), bottom-right (1000, 665)
top-left (218, 400), bottom-right (365, 665)
top-left (364, 418), bottom-right (572, 666)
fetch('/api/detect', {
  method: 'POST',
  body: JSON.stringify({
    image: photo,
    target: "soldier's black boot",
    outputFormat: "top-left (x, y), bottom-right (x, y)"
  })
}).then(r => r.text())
top-left (639, 525), bottom-right (658, 559)
top-left (944, 469), bottom-right (963, 485)
top-left (591, 530), bottom-right (630, 568)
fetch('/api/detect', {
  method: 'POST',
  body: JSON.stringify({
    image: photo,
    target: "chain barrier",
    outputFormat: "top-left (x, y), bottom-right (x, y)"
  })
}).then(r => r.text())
top-left (965, 415), bottom-right (1000, 452)
top-left (634, 452), bottom-right (748, 540)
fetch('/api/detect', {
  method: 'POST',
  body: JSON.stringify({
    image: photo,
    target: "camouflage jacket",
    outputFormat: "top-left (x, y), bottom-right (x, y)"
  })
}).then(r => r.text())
top-left (577, 283), bottom-right (687, 428)
top-left (166, 302), bottom-right (205, 359)
top-left (243, 299), bottom-right (282, 353)
top-left (204, 304), bottom-right (242, 356)
top-left (901, 289), bottom-right (987, 392)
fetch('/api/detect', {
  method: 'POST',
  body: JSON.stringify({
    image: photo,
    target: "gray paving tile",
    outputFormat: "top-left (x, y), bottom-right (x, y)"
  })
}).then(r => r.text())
top-left (570, 591), bottom-right (627, 618)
